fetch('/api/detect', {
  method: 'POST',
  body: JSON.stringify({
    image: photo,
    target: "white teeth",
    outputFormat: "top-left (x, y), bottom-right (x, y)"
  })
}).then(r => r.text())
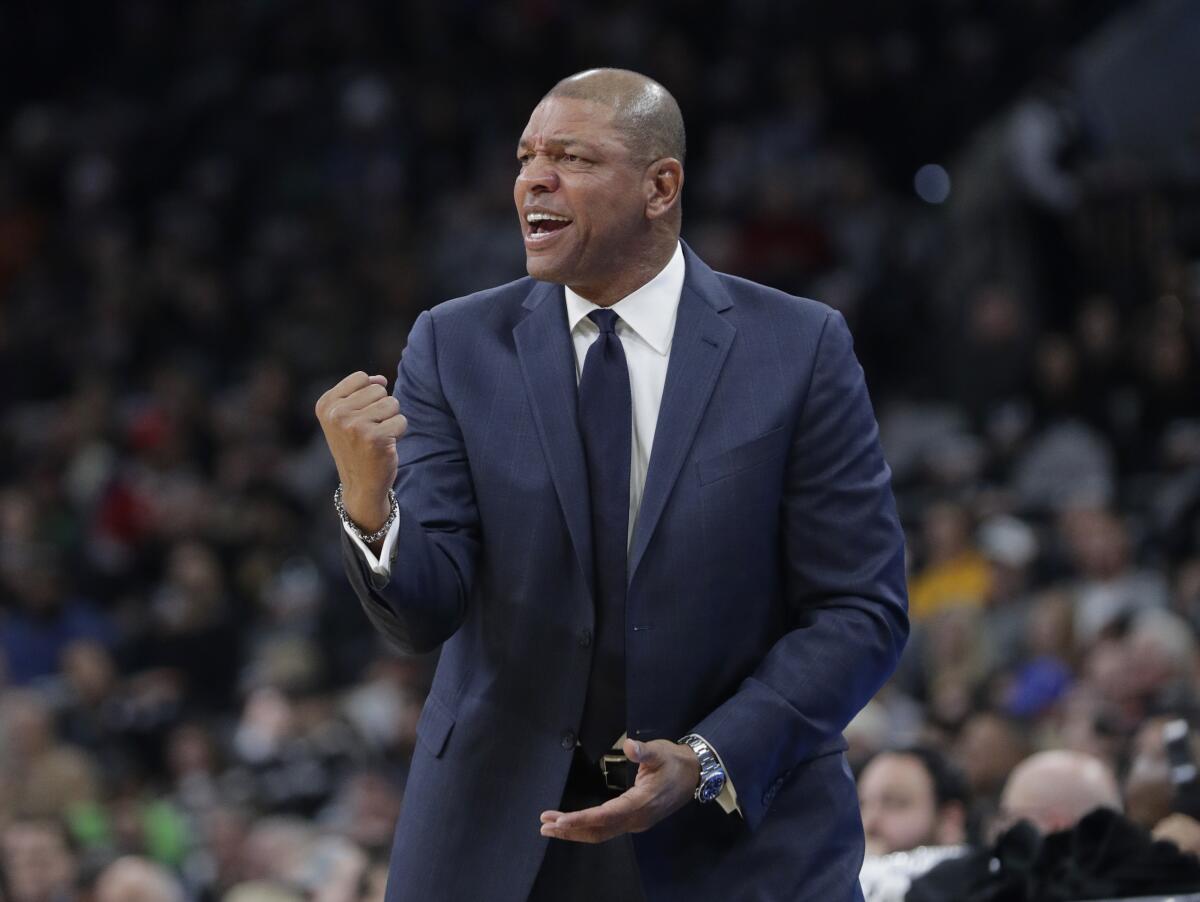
top-left (526, 212), bottom-right (571, 223)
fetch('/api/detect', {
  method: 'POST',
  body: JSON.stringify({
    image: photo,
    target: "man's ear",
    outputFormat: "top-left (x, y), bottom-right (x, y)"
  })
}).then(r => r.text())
top-left (645, 158), bottom-right (683, 220)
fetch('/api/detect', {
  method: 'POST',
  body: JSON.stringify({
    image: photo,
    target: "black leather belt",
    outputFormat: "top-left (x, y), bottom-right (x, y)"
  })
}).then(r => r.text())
top-left (599, 751), bottom-right (638, 793)
top-left (566, 745), bottom-right (639, 796)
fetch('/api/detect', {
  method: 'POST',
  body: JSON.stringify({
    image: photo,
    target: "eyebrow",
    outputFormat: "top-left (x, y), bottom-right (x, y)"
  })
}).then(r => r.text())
top-left (516, 135), bottom-right (599, 152)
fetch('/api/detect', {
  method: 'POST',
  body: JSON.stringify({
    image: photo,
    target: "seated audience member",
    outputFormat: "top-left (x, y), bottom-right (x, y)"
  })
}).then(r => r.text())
top-left (240, 816), bottom-right (315, 884)
top-left (859, 748), bottom-right (971, 901)
top-left (289, 835), bottom-right (367, 902)
top-left (1125, 716), bottom-right (1200, 856)
top-left (908, 503), bottom-right (992, 622)
top-left (0, 817), bottom-right (80, 902)
top-left (222, 882), bottom-right (304, 902)
top-left (0, 690), bottom-right (102, 821)
top-left (993, 749), bottom-right (1122, 837)
top-left (1125, 715), bottom-right (1188, 830)
top-left (858, 746), bottom-right (970, 856)
top-left (93, 856), bottom-right (185, 902)
top-left (908, 749), bottom-right (1200, 901)
top-left (952, 710), bottom-right (1032, 808)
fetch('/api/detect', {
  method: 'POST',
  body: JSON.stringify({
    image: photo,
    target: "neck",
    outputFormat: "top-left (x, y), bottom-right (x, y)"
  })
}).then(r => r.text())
top-left (568, 237), bottom-right (677, 308)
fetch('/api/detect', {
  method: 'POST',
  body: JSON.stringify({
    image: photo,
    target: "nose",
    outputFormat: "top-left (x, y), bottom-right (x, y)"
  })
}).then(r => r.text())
top-left (515, 157), bottom-right (559, 195)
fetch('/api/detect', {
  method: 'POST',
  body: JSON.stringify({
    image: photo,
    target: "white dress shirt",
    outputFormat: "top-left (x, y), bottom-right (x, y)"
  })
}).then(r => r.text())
top-left (564, 240), bottom-right (683, 551)
top-left (346, 241), bottom-right (740, 814)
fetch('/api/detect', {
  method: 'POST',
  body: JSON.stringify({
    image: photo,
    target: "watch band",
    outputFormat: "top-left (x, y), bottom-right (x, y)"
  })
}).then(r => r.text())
top-left (678, 733), bottom-right (726, 803)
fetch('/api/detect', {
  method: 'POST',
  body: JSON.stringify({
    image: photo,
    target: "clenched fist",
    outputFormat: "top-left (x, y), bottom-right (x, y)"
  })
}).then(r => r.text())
top-left (315, 372), bottom-right (409, 541)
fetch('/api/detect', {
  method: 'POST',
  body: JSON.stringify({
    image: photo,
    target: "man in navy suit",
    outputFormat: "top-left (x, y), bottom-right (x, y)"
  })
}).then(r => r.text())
top-left (316, 68), bottom-right (908, 902)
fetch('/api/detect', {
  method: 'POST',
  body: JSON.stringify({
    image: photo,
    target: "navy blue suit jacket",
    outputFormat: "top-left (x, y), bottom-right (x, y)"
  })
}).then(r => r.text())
top-left (341, 243), bottom-right (909, 901)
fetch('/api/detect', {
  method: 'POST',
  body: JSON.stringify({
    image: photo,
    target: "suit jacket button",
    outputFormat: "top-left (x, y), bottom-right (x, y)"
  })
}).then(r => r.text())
top-left (578, 629), bottom-right (592, 648)
top-left (561, 730), bottom-right (576, 750)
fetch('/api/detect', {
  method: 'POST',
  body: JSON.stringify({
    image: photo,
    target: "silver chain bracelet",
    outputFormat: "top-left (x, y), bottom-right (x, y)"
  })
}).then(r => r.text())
top-left (333, 483), bottom-right (398, 545)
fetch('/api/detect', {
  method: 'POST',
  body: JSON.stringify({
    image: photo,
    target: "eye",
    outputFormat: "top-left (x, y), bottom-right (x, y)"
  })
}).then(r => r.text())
top-left (517, 153), bottom-right (532, 167)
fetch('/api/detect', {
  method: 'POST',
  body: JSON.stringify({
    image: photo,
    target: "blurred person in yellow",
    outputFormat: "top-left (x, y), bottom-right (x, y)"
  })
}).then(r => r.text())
top-left (908, 503), bottom-right (991, 621)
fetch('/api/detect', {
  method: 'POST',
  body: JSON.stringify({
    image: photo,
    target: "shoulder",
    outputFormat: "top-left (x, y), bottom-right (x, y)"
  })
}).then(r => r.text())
top-left (402, 276), bottom-right (538, 353)
top-left (425, 276), bottom-right (538, 326)
top-left (682, 241), bottom-right (838, 333)
top-left (715, 270), bottom-right (838, 331)
top-left (703, 268), bottom-right (848, 368)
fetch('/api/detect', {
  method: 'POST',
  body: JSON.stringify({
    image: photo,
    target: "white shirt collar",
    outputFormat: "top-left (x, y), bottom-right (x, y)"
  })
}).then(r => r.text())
top-left (563, 241), bottom-right (684, 357)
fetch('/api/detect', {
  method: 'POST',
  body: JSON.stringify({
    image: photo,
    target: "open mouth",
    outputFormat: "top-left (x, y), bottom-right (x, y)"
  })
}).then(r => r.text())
top-left (525, 211), bottom-right (573, 241)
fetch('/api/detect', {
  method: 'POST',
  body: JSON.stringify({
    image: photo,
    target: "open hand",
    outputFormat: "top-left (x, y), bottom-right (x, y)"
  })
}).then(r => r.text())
top-left (539, 738), bottom-right (700, 843)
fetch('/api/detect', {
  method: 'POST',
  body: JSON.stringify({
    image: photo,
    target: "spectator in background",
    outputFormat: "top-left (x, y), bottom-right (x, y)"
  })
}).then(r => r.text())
top-left (1122, 610), bottom-right (1199, 716)
top-left (129, 540), bottom-right (242, 713)
top-left (189, 804), bottom-right (256, 900)
top-left (858, 747), bottom-right (970, 902)
top-left (0, 817), bottom-right (79, 902)
top-left (318, 770), bottom-right (403, 859)
top-left (952, 282), bottom-right (1033, 422)
top-left (0, 544), bottom-right (116, 687)
top-left (952, 710), bottom-right (1031, 813)
top-left (909, 749), bottom-right (1200, 901)
top-left (240, 817), bottom-right (315, 887)
top-left (1124, 716), bottom-right (1200, 858)
top-left (858, 746), bottom-right (969, 856)
top-left (1060, 507), bottom-right (1170, 643)
top-left (56, 639), bottom-right (135, 780)
top-left (0, 691), bottom-right (100, 823)
top-left (908, 502), bottom-right (991, 622)
top-left (229, 687), bottom-right (361, 818)
top-left (919, 607), bottom-right (989, 729)
top-left (290, 835), bottom-right (367, 902)
top-left (222, 883), bottom-right (303, 902)
top-left (993, 749), bottom-right (1122, 838)
top-left (1175, 557), bottom-right (1200, 632)
top-left (975, 514), bottom-right (1040, 672)
top-left (93, 855), bottom-right (185, 902)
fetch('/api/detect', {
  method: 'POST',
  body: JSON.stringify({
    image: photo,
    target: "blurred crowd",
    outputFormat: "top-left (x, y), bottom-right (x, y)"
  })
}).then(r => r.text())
top-left (1, 0), bottom-right (1199, 899)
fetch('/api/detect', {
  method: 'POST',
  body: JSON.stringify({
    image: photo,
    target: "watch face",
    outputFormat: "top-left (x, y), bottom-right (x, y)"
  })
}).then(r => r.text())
top-left (698, 772), bottom-right (726, 804)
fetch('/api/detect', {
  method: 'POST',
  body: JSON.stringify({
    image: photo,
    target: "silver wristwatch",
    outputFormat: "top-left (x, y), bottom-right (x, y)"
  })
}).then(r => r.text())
top-left (677, 733), bottom-right (726, 804)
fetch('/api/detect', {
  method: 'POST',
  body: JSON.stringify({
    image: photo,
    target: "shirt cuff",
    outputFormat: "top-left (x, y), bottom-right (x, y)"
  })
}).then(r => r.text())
top-left (693, 732), bottom-right (742, 817)
top-left (343, 517), bottom-right (401, 584)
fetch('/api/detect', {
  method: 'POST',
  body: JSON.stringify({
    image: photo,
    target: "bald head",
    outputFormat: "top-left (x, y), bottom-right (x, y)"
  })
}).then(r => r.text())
top-left (544, 68), bottom-right (685, 166)
top-left (95, 856), bottom-right (184, 902)
top-left (1000, 750), bottom-right (1122, 835)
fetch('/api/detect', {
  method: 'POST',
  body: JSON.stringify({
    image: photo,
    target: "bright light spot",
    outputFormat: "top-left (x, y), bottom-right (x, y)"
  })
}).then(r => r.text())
top-left (914, 164), bottom-right (951, 204)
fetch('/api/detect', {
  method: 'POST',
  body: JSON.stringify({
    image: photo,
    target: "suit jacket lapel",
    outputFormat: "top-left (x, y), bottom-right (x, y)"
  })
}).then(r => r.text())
top-left (513, 280), bottom-right (594, 596)
top-left (628, 244), bottom-right (735, 586)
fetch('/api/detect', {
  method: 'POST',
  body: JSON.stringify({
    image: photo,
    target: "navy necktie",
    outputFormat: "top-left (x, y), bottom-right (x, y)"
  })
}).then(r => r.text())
top-left (577, 308), bottom-right (631, 762)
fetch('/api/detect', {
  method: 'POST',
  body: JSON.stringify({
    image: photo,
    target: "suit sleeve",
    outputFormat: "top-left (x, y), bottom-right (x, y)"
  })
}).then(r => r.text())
top-left (691, 309), bottom-right (909, 831)
top-left (341, 308), bottom-right (481, 654)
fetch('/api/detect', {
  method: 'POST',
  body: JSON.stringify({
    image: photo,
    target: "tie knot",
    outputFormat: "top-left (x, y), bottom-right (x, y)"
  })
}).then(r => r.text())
top-left (588, 309), bottom-right (619, 334)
